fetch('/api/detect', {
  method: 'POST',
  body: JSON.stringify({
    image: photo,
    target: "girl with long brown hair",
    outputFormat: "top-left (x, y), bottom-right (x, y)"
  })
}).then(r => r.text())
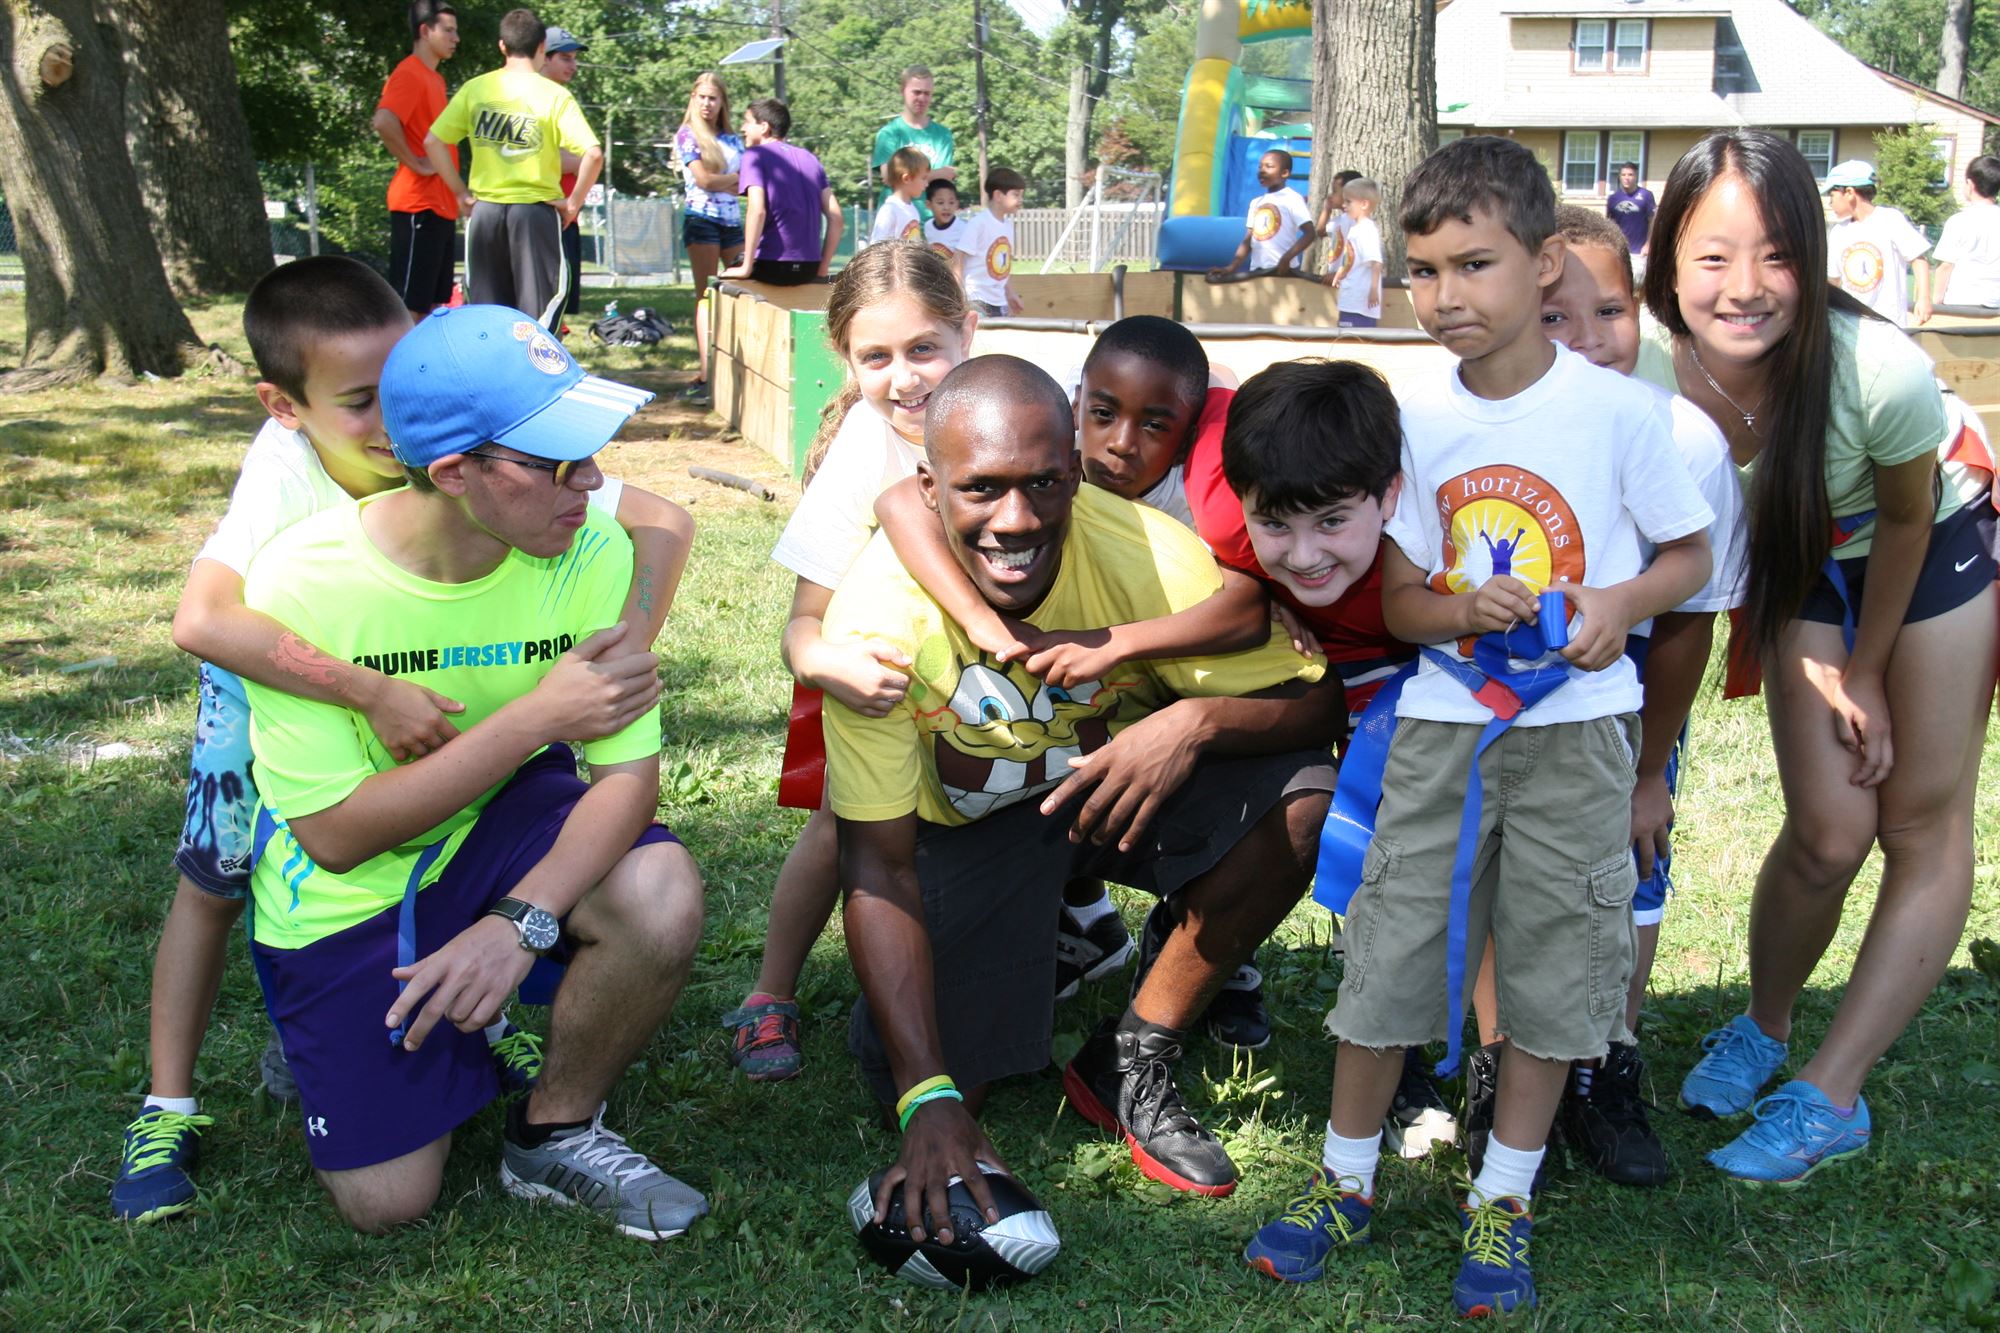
top-left (676, 71), bottom-right (742, 405)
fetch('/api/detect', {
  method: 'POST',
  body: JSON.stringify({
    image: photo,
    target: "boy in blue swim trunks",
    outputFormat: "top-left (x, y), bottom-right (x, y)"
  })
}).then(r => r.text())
top-left (112, 260), bottom-right (693, 1225)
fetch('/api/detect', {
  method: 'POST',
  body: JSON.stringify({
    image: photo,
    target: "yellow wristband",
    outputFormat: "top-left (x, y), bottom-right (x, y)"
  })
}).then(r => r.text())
top-left (894, 1074), bottom-right (955, 1122)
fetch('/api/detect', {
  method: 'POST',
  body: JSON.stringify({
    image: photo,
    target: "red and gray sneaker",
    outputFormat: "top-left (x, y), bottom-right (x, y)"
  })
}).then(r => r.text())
top-left (1062, 1015), bottom-right (1238, 1196)
top-left (722, 993), bottom-right (802, 1082)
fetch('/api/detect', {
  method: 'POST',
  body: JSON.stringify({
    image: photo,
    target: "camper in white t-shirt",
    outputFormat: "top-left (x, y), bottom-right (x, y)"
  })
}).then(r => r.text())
top-left (869, 146), bottom-right (928, 247)
top-left (1933, 154), bottom-right (2000, 308)
top-left (1824, 159), bottom-right (1932, 326)
top-left (1209, 148), bottom-right (1314, 280)
top-left (951, 167), bottom-right (1026, 316)
top-left (921, 179), bottom-right (966, 264)
top-left (1336, 179), bottom-right (1387, 326)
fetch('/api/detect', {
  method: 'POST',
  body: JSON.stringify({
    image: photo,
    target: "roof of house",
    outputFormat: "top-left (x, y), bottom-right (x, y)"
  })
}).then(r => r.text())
top-left (1868, 64), bottom-right (2000, 127)
top-left (1438, 0), bottom-right (1923, 129)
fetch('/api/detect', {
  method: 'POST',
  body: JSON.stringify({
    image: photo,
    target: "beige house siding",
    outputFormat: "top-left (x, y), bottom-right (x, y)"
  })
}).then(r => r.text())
top-left (1647, 19), bottom-right (1719, 93)
top-left (1506, 17), bottom-right (1577, 92)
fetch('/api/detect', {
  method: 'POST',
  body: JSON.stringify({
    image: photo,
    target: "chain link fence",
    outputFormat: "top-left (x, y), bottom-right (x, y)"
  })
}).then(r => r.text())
top-left (0, 194), bottom-right (18, 277)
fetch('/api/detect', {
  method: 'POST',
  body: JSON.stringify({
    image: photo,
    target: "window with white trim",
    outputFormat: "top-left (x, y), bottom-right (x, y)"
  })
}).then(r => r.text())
top-left (1564, 131), bottom-right (1602, 194)
top-left (1613, 19), bottom-right (1648, 70)
top-left (1574, 20), bottom-right (1608, 71)
top-left (1794, 130), bottom-right (1834, 180)
top-left (1932, 136), bottom-right (1956, 189)
top-left (1607, 132), bottom-right (1645, 183)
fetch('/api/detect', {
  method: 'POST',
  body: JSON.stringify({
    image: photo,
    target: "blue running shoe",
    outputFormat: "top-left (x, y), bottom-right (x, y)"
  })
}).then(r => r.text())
top-left (1679, 1015), bottom-right (1787, 1119)
top-left (1453, 1195), bottom-right (1535, 1318)
top-left (490, 1022), bottom-right (544, 1094)
top-left (111, 1108), bottom-right (215, 1222)
top-left (1707, 1081), bottom-right (1870, 1186)
top-left (1244, 1169), bottom-right (1372, 1283)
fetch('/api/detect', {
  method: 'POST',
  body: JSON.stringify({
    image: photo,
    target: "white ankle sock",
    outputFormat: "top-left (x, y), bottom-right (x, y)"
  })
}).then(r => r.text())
top-left (1322, 1123), bottom-right (1382, 1198)
top-left (144, 1094), bottom-right (198, 1115)
top-left (484, 1018), bottom-right (511, 1044)
top-left (1469, 1135), bottom-right (1544, 1206)
top-left (1066, 890), bottom-right (1116, 927)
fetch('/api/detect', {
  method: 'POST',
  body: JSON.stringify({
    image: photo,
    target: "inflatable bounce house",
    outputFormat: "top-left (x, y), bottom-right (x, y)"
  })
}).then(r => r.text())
top-left (1157, 0), bottom-right (1315, 272)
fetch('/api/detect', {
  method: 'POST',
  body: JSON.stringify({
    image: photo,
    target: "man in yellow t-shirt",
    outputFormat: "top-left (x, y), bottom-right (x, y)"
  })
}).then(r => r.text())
top-left (423, 8), bottom-right (601, 331)
top-left (828, 357), bottom-right (1342, 1238)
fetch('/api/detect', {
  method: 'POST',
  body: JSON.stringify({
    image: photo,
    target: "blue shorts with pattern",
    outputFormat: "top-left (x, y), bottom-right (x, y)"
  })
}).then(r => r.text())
top-left (173, 663), bottom-right (257, 900)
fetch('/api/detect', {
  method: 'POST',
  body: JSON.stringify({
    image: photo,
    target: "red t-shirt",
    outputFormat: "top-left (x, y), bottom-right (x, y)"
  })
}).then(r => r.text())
top-left (1182, 386), bottom-right (1414, 721)
top-left (379, 55), bottom-right (458, 220)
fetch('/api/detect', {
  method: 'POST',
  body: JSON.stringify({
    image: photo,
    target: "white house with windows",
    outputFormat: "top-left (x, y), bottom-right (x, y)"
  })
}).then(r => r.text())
top-left (1434, 0), bottom-right (1998, 206)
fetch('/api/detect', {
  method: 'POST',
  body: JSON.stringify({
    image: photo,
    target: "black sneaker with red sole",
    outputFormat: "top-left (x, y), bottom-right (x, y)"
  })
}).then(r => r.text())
top-left (1062, 1016), bottom-right (1238, 1196)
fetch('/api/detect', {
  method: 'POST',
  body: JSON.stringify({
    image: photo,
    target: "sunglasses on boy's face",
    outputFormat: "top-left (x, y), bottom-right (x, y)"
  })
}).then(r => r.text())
top-left (463, 447), bottom-right (596, 489)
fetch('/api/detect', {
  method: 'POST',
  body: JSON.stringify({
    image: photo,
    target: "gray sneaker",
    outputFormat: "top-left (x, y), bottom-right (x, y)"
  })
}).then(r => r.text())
top-left (499, 1104), bottom-right (708, 1241)
top-left (259, 1031), bottom-right (298, 1104)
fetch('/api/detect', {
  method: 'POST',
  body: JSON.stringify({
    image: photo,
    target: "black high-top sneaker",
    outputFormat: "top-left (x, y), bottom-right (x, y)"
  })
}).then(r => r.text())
top-left (1558, 1041), bottom-right (1669, 1187)
top-left (1063, 1015), bottom-right (1239, 1195)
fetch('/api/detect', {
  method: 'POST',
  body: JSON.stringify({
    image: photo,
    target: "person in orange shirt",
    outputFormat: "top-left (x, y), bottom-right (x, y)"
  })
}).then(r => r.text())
top-left (372, 0), bottom-right (462, 318)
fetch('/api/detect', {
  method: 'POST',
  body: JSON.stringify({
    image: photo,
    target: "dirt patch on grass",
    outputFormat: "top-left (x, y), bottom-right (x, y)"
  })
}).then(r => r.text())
top-left (601, 403), bottom-right (799, 514)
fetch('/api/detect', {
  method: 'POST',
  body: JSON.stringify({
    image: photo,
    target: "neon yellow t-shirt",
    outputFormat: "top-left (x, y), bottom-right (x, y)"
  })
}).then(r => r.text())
top-left (821, 485), bottom-right (1326, 826)
top-left (429, 67), bottom-right (599, 205)
top-left (242, 497), bottom-right (658, 950)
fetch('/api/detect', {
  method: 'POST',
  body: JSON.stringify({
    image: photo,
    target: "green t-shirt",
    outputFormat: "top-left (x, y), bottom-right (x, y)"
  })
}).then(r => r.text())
top-left (1635, 311), bottom-right (1979, 557)
top-left (871, 117), bottom-right (955, 218)
top-left (430, 66), bottom-right (599, 205)
top-left (242, 497), bottom-right (658, 951)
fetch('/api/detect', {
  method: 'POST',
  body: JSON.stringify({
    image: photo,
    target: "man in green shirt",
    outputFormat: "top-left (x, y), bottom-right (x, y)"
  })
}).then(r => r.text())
top-left (871, 65), bottom-right (955, 219)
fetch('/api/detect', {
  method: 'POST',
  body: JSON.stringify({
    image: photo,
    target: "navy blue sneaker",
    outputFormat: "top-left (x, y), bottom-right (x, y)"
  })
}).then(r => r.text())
top-left (111, 1108), bottom-right (215, 1222)
top-left (489, 1022), bottom-right (544, 1094)
top-left (1453, 1195), bottom-right (1535, 1317)
top-left (1244, 1169), bottom-right (1372, 1282)
top-left (1707, 1081), bottom-right (1870, 1185)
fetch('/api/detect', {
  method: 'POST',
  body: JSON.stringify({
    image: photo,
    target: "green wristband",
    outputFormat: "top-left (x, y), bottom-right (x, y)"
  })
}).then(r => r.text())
top-left (897, 1086), bottom-right (965, 1132)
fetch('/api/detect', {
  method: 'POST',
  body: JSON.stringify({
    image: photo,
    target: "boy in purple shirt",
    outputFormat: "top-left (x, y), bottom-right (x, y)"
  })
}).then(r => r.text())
top-left (1604, 162), bottom-right (1655, 258)
top-left (723, 98), bottom-right (844, 286)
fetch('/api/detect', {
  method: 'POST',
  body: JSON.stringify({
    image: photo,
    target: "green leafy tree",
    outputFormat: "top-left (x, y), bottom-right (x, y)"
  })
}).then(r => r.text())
top-left (1099, 1), bottom-right (1196, 175)
top-left (1874, 122), bottom-right (1958, 230)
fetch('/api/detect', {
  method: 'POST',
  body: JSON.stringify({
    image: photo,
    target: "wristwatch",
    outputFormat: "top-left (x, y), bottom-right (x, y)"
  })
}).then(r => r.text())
top-left (487, 897), bottom-right (561, 954)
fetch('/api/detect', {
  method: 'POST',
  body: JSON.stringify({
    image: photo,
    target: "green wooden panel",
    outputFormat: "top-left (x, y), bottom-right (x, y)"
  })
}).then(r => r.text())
top-left (788, 307), bottom-right (840, 480)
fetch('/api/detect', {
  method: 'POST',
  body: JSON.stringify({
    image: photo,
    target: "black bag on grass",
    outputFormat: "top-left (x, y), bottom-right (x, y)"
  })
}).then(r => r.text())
top-left (589, 308), bottom-right (674, 346)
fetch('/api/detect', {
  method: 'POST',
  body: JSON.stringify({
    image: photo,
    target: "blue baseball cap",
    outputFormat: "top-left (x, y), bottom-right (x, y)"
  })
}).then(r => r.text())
top-left (1823, 160), bottom-right (1876, 191)
top-left (382, 305), bottom-right (653, 468)
top-left (544, 26), bottom-right (586, 53)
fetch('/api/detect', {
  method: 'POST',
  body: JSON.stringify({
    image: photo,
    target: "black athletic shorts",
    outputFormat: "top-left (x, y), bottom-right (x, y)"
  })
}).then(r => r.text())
top-left (389, 209), bottom-right (457, 313)
top-left (1799, 493), bottom-right (1996, 627)
top-left (847, 747), bottom-right (1336, 1104)
top-left (750, 259), bottom-right (819, 286)
top-left (562, 220), bottom-right (582, 316)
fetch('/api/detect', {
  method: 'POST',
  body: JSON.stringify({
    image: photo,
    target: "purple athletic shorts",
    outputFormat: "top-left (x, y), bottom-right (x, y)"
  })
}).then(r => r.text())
top-left (249, 745), bottom-right (679, 1171)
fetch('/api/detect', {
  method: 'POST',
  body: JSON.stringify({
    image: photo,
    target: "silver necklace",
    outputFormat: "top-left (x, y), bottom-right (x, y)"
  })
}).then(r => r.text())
top-left (1685, 340), bottom-right (1769, 434)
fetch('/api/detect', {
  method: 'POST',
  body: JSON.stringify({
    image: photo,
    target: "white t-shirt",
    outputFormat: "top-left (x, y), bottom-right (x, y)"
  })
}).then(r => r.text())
top-left (953, 209), bottom-right (1016, 307)
top-left (870, 195), bottom-right (924, 246)
top-left (1643, 388), bottom-right (1747, 626)
top-left (922, 215), bottom-right (964, 264)
top-left (1934, 203), bottom-right (2000, 306)
top-left (1322, 211), bottom-right (1352, 277)
top-left (1337, 216), bottom-right (1385, 318)
top-left (1246, 187), bottom-right (1311, 270)
top-left (197, 417), bottom-right (623, 579)
top-left (1828, 206), bottom-right (1931, 325)
top-left (770, 398), bottom-right (921, 589)
top-left (1384, 342), bottom-right (1715, 726)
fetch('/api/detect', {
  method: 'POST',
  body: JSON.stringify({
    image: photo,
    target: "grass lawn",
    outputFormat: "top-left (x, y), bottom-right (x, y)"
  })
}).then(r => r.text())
top-left (2, 287), bottom-right (1998, 1331)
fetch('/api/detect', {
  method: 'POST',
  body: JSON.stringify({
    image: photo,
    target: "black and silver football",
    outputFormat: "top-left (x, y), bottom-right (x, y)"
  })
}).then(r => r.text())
top-left (847, 1162), bottom-right (1061, 1290)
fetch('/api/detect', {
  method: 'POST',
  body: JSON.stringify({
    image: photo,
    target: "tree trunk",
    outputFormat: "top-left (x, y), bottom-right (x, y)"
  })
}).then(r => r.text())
top-left (1315, 0), bottom-right (1436, 278)
top-left (1066, 61), bottom-right (1090, 210)
top-left (1938, 0), bottom-right (1972, 101)
top-left (111, 0), bottom-right (273, 298)
top-left (0, 2), bottom-right (218, 389)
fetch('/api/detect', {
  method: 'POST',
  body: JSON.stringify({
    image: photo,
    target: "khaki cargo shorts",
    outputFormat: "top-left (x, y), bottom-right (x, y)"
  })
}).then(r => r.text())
top-left (1327, 713), bottom-right (1640, 1062)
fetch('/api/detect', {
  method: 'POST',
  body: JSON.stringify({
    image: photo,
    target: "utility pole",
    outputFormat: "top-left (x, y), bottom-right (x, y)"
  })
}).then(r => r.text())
top-left (973, 0), bottom-right (991, 193)
top-left (972, 0), bottom-right (996, 191)
top-left (772, 0), bottom-right (787, 101)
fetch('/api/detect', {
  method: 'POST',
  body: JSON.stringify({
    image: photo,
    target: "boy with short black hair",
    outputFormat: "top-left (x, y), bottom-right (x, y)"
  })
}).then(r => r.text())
top-left (952, 167), bottom-right (1027, 316)
top-left (1209, 149), bottom-right (1314, 280)
top-left (870, 147), bottom-right (929, 246)
top-left (1334, 179), bottom-right (1384, 327)
top-left (108, 259), bottom-right (693, 1225)
top-left (1243, 135), bottom-right (1714, 1317)
top-left (1934, 154), bottom-right (2000, 307)
top-left (922, 178), bottom-right (963, 263)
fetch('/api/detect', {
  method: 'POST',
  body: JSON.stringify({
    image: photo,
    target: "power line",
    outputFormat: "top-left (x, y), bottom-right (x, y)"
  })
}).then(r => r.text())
top-left (967, 41), bottom-right (1107, 102)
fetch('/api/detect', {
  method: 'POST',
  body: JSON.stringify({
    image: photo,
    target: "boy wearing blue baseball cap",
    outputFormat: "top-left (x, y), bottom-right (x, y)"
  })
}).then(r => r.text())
top-left (232, 303), bottom-right (708, 1240)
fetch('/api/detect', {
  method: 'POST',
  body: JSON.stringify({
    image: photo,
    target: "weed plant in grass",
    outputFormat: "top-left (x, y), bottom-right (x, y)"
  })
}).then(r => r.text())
top-left (1, 292), bottom-right (1998, 1330)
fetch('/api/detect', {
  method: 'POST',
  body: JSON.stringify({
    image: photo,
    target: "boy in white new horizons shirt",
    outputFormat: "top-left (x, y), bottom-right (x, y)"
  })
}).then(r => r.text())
top-left (1825, 159), bottom-right (1932, 326)
top-left (952, 166), bottom-right (1026, 316)
top-left (1209, 149), bottom-right (1314, 280)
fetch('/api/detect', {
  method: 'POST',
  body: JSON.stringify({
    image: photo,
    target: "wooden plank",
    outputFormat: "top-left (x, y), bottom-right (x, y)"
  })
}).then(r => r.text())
top-left (1178, 278), bottom-right (1418, 329)
top-left (1011, 273), bottom-right (1118, 321)
top-left (974, 327), bottom-right (1453, 396)
top-left (1121, 270), bottom-right (1176, 318)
